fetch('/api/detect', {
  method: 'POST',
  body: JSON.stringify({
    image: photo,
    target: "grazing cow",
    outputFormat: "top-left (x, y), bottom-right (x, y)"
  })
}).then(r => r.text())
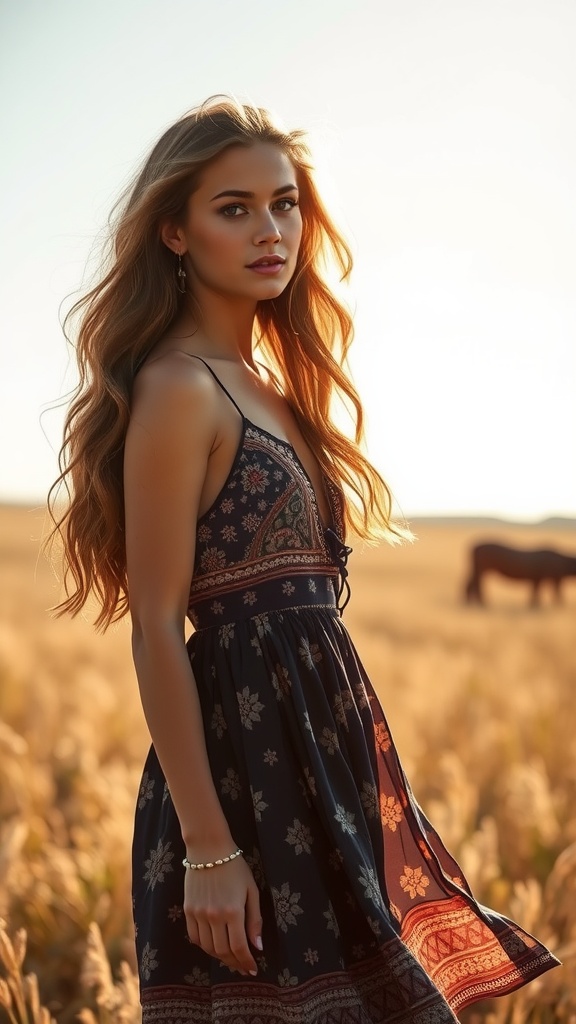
top-left (464, 541), bottom-right (576, 606)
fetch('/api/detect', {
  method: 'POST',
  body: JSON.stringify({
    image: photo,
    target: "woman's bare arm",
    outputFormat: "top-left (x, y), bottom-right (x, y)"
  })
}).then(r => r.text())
top-left (124, 355), bottom-right (262, 975)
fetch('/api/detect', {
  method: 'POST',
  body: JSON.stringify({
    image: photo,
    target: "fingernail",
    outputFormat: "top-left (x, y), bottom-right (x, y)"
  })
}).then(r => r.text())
top-left (249, 969), bottom-right (257, 976)
top-left (255, 935), bottom-right (263, 950)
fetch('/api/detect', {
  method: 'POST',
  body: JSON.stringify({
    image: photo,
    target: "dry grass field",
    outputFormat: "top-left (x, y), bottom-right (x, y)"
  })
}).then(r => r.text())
top-left (0, 503), bottom-right (574, 1022)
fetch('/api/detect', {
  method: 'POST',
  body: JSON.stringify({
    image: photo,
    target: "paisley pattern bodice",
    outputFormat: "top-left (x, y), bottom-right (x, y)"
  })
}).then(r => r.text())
top-left (186, 360), bottom-right (351, 631)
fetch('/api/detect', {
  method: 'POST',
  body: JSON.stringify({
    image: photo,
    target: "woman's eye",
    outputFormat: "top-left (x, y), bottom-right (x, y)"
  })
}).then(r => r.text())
top-left (275, 198), bottom-right (299, 212)
top-left (220, 204), bottom-right (246, 217)
top-left (219, 198), bottom-right (299, 217)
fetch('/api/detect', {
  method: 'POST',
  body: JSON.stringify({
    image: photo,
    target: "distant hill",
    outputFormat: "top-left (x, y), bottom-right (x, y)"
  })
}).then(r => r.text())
top-left (405, 515), bottom-right (576, 529)
top-left (537, 517), bottom-right (576, 530)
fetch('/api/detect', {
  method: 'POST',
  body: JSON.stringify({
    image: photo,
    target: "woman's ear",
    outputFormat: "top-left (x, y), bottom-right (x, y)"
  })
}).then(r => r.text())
top-left (160, 221), bottom-right (186, 255)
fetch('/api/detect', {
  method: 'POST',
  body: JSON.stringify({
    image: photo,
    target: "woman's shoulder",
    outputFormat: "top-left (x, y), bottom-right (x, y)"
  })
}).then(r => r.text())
top-left (133, 349), bottom-right (218, 409)
top-left (126, 352), bottom-right (225, 456)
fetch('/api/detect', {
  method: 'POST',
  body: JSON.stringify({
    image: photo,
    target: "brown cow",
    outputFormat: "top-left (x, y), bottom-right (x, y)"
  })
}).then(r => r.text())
top-left (464, 541), bottom-right (576, 606)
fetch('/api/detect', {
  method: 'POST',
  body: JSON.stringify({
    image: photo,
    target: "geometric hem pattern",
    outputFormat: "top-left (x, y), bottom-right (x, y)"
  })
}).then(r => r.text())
top-left (139, 894), bottom-right (556, 1023)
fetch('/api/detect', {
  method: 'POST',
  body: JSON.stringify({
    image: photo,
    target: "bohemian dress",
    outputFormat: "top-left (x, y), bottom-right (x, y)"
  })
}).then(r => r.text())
top-left (132, 357), bottom-right (560, 1023)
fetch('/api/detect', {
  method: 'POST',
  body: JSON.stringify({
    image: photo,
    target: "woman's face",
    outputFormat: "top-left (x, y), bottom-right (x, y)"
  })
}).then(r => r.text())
top-left (176, 142), bottom-right (303, 304)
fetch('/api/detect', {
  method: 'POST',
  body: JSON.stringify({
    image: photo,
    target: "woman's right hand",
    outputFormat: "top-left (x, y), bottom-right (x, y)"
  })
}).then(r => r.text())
top-left (184, 854), bottom-right (263, 976)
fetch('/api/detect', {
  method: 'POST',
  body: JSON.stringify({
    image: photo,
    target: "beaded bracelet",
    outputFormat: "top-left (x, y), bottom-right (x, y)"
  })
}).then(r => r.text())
top-left (182, 847), bottom-right (243, 871)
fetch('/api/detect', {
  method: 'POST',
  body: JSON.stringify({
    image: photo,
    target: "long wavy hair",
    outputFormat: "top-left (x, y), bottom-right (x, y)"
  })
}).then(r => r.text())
top-left (48, 95), bottom-right (407, 630)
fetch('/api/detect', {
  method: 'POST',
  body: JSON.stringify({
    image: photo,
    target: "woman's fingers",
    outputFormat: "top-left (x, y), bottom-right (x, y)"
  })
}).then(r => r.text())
top-left (196, 918), bottom-right (215, 959)
top-left (244, 879), bottom-right (263, 952)
top-left (226, 915), bottom-right (258, 975)
top-left (188, 910), bottom-right (257, 976)
top-left (186, 916), bottom-right (200, 948)
top-left (209, 919), bottom-right (254, 976)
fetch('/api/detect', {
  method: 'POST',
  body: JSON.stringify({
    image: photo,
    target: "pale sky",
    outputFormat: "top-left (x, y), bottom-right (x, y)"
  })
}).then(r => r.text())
top-left (1, 0), bottom-right (575, 519)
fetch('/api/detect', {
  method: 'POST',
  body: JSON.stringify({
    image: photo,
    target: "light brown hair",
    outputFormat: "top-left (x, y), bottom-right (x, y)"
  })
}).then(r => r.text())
top-left (48, 95), bottom-right (406, 629)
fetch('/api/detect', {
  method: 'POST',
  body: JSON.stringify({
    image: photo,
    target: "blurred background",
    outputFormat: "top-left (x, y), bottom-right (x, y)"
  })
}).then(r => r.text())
top-left (2, 0), bottom-right (575, 519)
top-left (0, 0), bottom-right (574, 1019)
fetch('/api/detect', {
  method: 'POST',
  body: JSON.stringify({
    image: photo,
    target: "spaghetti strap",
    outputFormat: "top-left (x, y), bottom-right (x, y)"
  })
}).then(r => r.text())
top-left (186, 354), bottom-right (245, 419)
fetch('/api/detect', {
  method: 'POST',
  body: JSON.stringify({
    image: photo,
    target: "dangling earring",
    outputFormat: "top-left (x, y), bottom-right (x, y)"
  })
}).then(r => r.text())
top-left (177, 252), bottom-right (187, 294)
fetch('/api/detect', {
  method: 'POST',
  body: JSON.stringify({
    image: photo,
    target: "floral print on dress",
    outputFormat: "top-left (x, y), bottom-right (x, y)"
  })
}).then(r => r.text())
top-left (200, 547), bottom-right (227, 572)
top-left (271, 663), bottom-right (292, 700)
top-left (299, 637), bottom-right (322, 668)
top-left (333, 691), bottom-right (353, 726)
top-left (220, 768), bottom-right (241, 800)
top-left (252, 788), bottom-right (268, 821)
top-left (334, 805), bottom-right (357, 835)
top-left (324, 901), bottom-right (340, 937)
top-left (400, 865), bottom-right (431, 899)
top-left (140, 941), bottom-right (159, 981)
top-left (358, 865), bottom-right (385, 910)
top-left (285, 819), bottom-right (313, 855)
top-left (278, 968), bottom-right (299, 986)
top-left (319, 727), bottom-right (339, 755)
top-left (375, 722), bottom-right (391, 752)
top-left (253, 613), bottom-right (273, 638)
top-left (241, 512), bottom-right (261, 532)
top-left (218, 623), bottom-right (234, 648)
top-left (143, 838), bottom-right (174, 891)
top-left (354, 682), bottom-right (369, 710)
top-left (138, 771), bottom-right (155, 810)
top-left (184, 967), bottom-right (210, 985)
top-left (271, 882), bottom-right (304, 932)
top-left (241, 462), bottom-right (270, 494)
top-left (211, 703), bottom-right (227, 738)
top-left (380, 795), bottom-right (404, 831)
top-left (236, 686), bottom-right (265, 729)
top-left (360, 780), bottom-right (379, 820)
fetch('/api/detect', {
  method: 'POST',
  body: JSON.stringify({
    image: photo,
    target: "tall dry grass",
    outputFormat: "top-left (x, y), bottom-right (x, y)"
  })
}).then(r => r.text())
top-left (0, 505), bottom-right (574, 1020)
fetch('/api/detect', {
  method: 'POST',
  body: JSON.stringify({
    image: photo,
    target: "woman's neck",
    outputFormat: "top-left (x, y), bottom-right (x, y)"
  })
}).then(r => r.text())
top-left (172, 293), bottom-right (258, 367)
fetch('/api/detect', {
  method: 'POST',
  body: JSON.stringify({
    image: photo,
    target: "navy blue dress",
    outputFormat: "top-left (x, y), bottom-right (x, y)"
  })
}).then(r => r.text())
top-left (132, 358), bottom-right (559, 1023)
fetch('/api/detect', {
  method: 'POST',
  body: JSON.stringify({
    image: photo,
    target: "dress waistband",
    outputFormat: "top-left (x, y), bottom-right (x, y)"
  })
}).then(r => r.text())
top-left (188, 572), bottom-right (339, 631)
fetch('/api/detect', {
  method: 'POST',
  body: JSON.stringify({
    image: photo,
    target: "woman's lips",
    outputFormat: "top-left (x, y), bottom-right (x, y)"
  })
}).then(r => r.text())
top-left (246, 262), bottom-right (285, 275)
top-left (243, 254), bottom-right (284, 274)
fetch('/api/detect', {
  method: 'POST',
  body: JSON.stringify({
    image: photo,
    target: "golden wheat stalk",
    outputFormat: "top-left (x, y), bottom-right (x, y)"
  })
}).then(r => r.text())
top-left (0, 920), bottom-right (57, 1024)
top-left (79, 922), bottom-right (141, 1023)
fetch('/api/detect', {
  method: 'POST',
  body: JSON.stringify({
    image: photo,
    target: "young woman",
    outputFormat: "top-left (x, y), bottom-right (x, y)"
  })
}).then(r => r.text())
top-left (50, 96), bottom-right (559, 1022)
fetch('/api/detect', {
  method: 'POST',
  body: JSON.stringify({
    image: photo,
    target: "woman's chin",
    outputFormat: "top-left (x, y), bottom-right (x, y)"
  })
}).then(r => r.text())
top-left (250, 277), bottom-right (291, 300)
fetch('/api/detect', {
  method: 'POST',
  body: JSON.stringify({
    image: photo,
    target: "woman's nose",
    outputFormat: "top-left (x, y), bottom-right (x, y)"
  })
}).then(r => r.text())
top-left (254, 212), bottom-right (281, 244)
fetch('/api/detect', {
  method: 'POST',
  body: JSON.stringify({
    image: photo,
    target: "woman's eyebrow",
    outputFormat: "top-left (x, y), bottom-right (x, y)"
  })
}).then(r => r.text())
top-left (210, 183), bottom-right (298, 201)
